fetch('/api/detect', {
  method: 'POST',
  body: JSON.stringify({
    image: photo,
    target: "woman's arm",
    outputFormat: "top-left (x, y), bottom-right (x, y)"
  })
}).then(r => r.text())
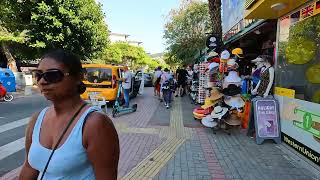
top-left (83, 112), bottom-right (120, 180)
top-left (19, 113), bottom-right (40, 180)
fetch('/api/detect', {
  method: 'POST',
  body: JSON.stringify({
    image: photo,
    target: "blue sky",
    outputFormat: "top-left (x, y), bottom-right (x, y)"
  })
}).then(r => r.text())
top-left (96, 0), bottom-right (181, 54)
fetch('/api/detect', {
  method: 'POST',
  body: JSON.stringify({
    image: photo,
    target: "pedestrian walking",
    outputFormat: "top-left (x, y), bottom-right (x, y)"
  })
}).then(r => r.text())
top-left (160, 68), bottom-right (173, 109)
top-left (19, 49), bottom-right (119, 180)
top-left (176, 65), bottom-right (189, 97)
top-left (154, 67), bottom-right (162, 99)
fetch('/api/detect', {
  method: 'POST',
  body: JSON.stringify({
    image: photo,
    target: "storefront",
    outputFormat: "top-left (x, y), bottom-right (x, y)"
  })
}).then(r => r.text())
top-left (245, 0), bottom-right (320, 166)
top-left (222, 0), bottom-right (277, 61)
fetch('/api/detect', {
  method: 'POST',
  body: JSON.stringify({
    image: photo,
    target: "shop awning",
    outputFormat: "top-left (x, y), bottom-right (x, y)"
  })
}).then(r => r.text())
top-left (224, 19), bottom-right (266, 45)
top-left (244, 0), bottom-right (309, 19)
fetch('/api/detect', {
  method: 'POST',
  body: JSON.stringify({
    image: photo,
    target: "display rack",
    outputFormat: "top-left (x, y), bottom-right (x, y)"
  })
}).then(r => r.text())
top-left (198, 63), bottom-right (209, 104)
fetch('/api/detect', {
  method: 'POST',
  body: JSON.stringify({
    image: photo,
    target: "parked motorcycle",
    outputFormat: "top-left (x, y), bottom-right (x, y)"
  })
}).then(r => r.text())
top-left (0, 82), bottom-right (14, 102)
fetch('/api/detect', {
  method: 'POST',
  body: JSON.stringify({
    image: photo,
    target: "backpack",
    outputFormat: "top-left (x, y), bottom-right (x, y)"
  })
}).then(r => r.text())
top-left (163, 77), bottom-right (174, 90)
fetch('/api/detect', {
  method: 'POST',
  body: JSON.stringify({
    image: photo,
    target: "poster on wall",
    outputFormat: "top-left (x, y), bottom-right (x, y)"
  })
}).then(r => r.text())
top-left (222, 0), bottom-right (245, 34)
top-left (276, 95), bottom-right (320, 166)
top-left (252, 97), bottom-right (281, 145)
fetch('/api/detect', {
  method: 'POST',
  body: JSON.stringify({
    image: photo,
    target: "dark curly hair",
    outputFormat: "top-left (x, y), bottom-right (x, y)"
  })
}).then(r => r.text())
top-left (41, 49), bottom-right (86, 94)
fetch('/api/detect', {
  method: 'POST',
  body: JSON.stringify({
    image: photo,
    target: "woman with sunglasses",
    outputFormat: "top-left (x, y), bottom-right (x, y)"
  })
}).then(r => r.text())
top-left (19, 49), bottom-right (119, 180)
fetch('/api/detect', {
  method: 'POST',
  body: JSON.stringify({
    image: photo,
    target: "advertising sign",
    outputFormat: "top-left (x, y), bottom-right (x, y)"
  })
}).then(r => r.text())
top-left (276, 95), bottom-right (320, 166)
top-left (252, 97), bottom-right (281, 144)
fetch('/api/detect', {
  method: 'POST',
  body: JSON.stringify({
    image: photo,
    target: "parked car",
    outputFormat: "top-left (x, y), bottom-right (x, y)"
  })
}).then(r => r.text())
top-left (81, 64), bottom-right (141, 102)
top-left (144, 73), bottom-right (153, 87)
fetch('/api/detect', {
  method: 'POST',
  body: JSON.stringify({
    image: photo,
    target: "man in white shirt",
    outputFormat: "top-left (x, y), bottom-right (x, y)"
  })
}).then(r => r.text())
top-left (121, 65), bottom-right (132, 108)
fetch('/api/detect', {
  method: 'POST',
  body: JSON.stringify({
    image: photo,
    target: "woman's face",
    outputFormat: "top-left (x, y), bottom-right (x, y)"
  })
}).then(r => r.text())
top-left (36, 58), bottom-right (80, 101)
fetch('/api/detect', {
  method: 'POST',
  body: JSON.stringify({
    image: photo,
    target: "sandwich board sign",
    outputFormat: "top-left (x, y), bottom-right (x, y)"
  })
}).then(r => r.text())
top-left (252, 97), bottom-right (281, 144)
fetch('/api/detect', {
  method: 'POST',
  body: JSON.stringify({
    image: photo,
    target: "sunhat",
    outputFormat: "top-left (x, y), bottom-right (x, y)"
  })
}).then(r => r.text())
top-left (201, 116), bottom-right (218, 128)
top-left (208, 62), bottom-right (219, 70)
top-left (208, 88), bottom-right (223, 101)
top-left (232, 48), bottom-right (244, 58)
top-left (227, 58), bottom-right (237, 66)
top-left (208, 57), bottom-right (220, 63)
top-left (251, 57), bottom-right (265, 63)
top-left (208, 51), bottom-right (218, 57)
top-left (222, 84), bottom-right (242, 96)
top-left (220, 50), bottom-right (230, 60)
top-left (224, 71), bottom-right (241, 83)
top-left (201, 98), bottom-right (218, 109)
top-left (224, 96), bottom-right (245, 108)
top-left (225, 112), bottom-right (241, 126)
top-left (211, 106), bottom-right (228, 119)
top-left (193, 111), bottom-right (205, 120)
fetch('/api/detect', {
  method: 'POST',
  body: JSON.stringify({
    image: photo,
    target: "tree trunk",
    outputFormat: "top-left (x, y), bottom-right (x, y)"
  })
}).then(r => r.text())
top-left (1, 43), bottom-right (18, 72)
top-left (207, 0), bottom-right (222, 41)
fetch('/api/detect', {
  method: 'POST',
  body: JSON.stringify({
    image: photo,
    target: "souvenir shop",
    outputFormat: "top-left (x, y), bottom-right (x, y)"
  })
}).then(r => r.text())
top-left (248, 0), bottom-right (320, 166)
top-left (191, 0), bottom-right (279, 136)
top-left (191, 0), bottom-right (320, 166)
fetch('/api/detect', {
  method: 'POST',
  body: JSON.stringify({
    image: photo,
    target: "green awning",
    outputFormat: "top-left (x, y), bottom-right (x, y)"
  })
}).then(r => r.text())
top-left (223, 19), bottom-right (266, 45)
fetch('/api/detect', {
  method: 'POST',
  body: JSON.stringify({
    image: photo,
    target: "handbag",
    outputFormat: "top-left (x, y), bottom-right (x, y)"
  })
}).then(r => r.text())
top-left (40, 103), bottom-right (87, 180)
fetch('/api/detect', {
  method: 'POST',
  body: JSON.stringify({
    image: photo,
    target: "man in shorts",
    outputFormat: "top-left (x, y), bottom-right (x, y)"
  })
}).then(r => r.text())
top-left (176, 65), bottom-right (188, 97)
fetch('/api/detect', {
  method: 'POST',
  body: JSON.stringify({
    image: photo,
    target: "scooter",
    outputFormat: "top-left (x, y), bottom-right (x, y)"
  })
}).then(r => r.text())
top-left (112, 80), bottom-right (137, 117)
top-left (0, 82), bottom-right (14, 102)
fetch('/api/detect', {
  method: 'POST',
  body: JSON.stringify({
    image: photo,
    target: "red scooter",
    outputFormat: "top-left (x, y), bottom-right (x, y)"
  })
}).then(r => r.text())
top-left (0, 81), bottom-right (14, 102)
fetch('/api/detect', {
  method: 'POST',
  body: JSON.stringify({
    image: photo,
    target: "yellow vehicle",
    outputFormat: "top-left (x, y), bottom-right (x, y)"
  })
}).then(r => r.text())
top-left (81, 64), bottom-right (124, 101)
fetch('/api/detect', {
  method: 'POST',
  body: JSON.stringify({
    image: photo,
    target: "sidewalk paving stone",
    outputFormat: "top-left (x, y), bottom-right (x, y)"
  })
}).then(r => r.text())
top-left (2, 88), bottom-right (320, 180)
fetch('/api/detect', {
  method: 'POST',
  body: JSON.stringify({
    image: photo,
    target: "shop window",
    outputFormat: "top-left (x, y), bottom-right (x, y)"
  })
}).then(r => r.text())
top-left (276, 13), bottom-right (320, 104)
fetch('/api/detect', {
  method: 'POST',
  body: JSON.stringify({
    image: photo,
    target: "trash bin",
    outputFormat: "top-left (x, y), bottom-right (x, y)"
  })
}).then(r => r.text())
top-left (0, 68), bottom-right (16, 92)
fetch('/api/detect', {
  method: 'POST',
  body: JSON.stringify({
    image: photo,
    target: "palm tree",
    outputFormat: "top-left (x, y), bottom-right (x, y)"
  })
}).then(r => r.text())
top-left (207, 0), bottom-right (222, 41)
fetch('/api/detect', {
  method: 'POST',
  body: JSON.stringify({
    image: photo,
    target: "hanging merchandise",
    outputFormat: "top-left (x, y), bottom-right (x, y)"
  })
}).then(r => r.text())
top-left (225, 111), bottom-right (242, 126)
top-left (224, 96), bottom-right (245, 109)
top-left (219, 50), bottom-right (230, 73)
top-left (207, 62), bottom-right (220, 87)
top-left (223, 71), bottom-right (242, 89)
top-left (231, 48), bottom-right (244, 58)
top-left (208, 87), bottom-right (223, 101)
top-left (210, 106), bottom-right (228, 119)
top-left (197, 63), bottom-right (209, 104)
top-left (193, 107), bottom-right (211, 120)
top-left (227, 58), bottom-right (239, 71)
top-left (201, 98), bottom-right (218, 109)
top-left (201, 115), bottom-right (218, 128)
top-left (222, 84), bottom-right (242, 96)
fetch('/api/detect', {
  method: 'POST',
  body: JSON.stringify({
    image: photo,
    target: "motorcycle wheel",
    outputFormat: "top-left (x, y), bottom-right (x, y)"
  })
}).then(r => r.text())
top-left (4, 94), bottom-right (14, 102)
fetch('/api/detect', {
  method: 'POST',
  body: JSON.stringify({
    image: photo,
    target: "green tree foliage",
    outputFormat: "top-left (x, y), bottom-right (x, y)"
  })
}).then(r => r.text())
top-left (95, 42), bottom-right (165, 71)
top-left (0, 0), bottom-right (109, 61)
top-left (164, 1), bottom-right (211, 65)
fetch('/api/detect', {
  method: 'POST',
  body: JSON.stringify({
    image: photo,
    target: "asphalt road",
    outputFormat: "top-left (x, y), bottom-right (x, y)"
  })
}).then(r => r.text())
top-left (0, 94), bottom-right (50, 177)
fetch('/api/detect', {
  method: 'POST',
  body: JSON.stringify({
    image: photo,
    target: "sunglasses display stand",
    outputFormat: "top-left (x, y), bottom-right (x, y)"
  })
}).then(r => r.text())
top-left (197, 63), bottom-right (209, 104)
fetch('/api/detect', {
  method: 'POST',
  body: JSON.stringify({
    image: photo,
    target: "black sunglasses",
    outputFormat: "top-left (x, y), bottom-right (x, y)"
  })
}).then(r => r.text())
top-left (35, 69), bottom-right (70, 84)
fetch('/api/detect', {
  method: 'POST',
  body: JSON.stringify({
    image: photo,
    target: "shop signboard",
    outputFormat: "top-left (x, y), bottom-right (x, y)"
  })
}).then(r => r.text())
top-left (252, 97), bottom-right (281, 144)
top-left (276, 95), bottom-right (320, 166)
top-left (275, 1), bottom-right (320, 166)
